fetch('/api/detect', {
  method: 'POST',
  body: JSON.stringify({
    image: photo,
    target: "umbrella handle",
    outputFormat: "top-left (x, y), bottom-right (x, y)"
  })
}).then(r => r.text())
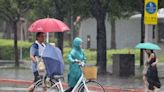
top-left (46, 32), bottom-right (49, 43)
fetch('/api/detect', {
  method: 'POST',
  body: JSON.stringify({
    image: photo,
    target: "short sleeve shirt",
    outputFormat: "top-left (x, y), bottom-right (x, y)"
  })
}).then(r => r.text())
top-left (30, 43), bottom-right (39, 57)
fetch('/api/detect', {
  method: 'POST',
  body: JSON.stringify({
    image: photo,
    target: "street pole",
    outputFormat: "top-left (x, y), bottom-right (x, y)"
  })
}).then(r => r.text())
top-left (20, 22), bottom-right (23, 60)
top-left (20, 17), bottom-right (25, 61)
top-left (144, 24), bottom-right (150, 65)
top-left (144, 25), bottom-right (149, 42)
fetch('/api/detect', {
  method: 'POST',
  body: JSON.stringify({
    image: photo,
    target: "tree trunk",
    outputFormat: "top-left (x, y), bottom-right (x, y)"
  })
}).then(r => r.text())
top-left (90, 0), bottom-right (107, 74)
top-left (54, 0), bottom-right (65, 54)
top-left (13, 21), bottom-right (19, 68)
top-left (56, 32), bottom-right (64, 54)
top-left (96, 17), bottom-right (107, 74)
top-left (110, 18), bottom-right (116, 49)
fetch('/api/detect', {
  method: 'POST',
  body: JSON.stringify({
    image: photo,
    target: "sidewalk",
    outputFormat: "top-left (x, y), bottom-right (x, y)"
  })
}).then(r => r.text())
top-left (0, 78), bottom-right (144, 92)
top-left (0, 62), bottom-right (164, 91)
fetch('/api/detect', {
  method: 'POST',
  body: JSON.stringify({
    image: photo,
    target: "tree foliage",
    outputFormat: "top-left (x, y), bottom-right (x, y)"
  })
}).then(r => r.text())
top-left (87, 0), bottom-right (110, 74)
top-left (0, 0), bottom-right (36, 67)
top-left (0, 0), bottom-right (35, 22)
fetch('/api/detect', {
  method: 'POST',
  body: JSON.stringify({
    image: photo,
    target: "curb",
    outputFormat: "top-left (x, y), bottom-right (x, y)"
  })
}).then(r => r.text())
top-left (0, 78), bottom-right (32, 85)
top-left (0, 78), bottom-right (144, 92)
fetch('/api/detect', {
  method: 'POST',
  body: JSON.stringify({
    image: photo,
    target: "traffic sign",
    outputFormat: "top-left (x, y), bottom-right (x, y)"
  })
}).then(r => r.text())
top-left (144, 0), bottom-right (158, 24)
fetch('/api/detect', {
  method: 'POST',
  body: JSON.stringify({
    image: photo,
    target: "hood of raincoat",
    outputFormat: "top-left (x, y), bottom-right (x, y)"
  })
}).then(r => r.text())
top-left (73, 37), bottom-right (83, 48)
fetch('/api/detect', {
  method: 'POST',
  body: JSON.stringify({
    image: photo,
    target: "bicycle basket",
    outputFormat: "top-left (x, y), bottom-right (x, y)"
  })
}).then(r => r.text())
top-left (83, 66), bottom-right (97, 80)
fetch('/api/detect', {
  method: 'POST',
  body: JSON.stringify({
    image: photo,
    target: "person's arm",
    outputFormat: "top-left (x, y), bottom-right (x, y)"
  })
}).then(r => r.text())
top-left (147, 53), bottom-right (158, 66)
top-left (67, 53), bottom-right (75, 63)
top-left (30, 55), bottom-right (37, 62)
top-left (67, 50), bottom-right (81, 64)
top-left (147, 53), bottom-right (155, 62)
top-left (30, 44), bottom-right (38, 63)
top-left (152, 58), bottom-right (159, 66)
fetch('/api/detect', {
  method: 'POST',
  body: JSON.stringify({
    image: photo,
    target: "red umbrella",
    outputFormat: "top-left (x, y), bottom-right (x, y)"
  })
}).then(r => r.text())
top-left (28, 18), bottom-right (70, 32)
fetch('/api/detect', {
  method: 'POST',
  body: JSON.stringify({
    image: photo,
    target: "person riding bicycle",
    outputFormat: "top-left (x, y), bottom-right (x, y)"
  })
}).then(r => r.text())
top-left (28, 32), bottom-right (46, 92)
top-left (30, 32), bottom-right (46, 82)
top-left (65, 37), bottom-right (87, 92)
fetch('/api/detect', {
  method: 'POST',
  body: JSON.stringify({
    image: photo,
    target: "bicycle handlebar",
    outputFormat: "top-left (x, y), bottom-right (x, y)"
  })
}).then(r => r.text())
top-left (74, 59), bottom-right (85, 67)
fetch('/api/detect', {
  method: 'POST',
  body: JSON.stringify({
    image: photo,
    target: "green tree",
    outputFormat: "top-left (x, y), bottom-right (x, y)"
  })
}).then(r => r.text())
top-left (0, 0), bottom-right (36, 67)
top-left (67, 0), bottom-right (109, 74)
top-left (53, 0), bottom-right (90, 53)
top-left (159, 0), bottom-right (164, 8)
top-left (74, 0), bottom-right (110, 74)
top-left (126, 0), bottom-right (145, 66)
top-left (108, 0), bottom-right (133, 49)
top-left (26, 0), bottom-right (56, 21)
top-left (53, 0), bottom-right (67, 54)
top-left (88, 0), bottom-right (110, 74)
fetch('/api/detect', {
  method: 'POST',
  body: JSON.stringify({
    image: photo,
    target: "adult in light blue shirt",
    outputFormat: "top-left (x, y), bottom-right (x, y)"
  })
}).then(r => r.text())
top-left (30, 32), bottom-right (46, 82)
top-left (28, 32), bottom-right (46, 92)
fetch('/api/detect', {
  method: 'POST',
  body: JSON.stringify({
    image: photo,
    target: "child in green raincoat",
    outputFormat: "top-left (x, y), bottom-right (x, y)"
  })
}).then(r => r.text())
top-left (65, 37), bottom-right (87, 92)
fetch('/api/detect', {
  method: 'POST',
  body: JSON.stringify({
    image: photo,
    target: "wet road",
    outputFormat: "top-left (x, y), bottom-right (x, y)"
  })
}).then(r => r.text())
top-left (0, 64), bottom-right (164, 91)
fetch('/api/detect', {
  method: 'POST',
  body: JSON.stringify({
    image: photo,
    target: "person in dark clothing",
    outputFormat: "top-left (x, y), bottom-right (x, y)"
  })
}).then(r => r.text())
top-left (144, 49), bottom-right (161, 92)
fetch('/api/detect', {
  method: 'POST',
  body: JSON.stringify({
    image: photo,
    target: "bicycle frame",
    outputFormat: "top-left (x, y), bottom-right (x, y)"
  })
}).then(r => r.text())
top-left (52, 69), bottom-right (89, 92)
top-left (71, 73), bottom-right (89, 92)
top-left (50, 78), bottom-right (64, 92)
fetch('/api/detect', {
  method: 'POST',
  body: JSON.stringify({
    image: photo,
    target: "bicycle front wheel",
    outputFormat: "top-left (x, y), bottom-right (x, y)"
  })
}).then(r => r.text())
top-left (33, 80), bottom-right (43, 92)
top-left (78, 80), bottom-right (105, 92)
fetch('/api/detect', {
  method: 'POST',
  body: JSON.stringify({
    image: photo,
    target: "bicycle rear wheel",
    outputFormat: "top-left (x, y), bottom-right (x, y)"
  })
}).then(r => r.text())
top-left (78, 80), bottom-right (105, 92)
top-left (33, 79), bottom-right (59, 92)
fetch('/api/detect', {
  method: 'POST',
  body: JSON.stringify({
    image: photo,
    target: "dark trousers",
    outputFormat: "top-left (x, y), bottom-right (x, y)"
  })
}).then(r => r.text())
top-left (33, 71), bottom-right (40, 82)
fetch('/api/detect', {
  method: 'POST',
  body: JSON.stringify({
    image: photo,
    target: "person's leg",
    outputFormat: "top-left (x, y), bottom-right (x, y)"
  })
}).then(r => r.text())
top-left (65, 75), bottom-right (74, 92)
top-left (28, 62), bottom-right (39, 92)
top-left (147, 90), bottom-right (153, 92)
top-left (27, 84), bottom-right (35, 92)
top-left (33, 71), bottom-right (40, 82)
top-left (154, 86), bottom-right (160, 92)
top-left (143, 75), bottom-right (148, 92)
top-left (32, 62), bottom-right (40, 82)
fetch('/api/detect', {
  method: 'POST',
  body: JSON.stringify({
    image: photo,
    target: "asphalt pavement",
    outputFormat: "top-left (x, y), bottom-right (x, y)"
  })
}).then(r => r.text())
top-left (0, 61), bottom-right (164, 92)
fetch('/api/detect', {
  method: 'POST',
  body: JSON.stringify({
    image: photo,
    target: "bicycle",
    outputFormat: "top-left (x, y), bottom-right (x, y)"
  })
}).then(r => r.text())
top-left (32, 58), bottom-right (65, 92)
top-left (33, 60), bottom-right (105, 92)
top-left (70, 60), bottom-right (105, 92)
top-left (32, 44), bottom-right (65, 92)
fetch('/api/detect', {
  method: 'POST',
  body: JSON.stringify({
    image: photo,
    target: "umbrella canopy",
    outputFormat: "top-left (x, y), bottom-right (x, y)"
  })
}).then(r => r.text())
top-left (135, 42), bottom-right (161, 50)
top-left (42, 44), bottom-right (64, 77)
top-left (28, 18), bottom-right (70, 32)
top-left (42, 44), bottom-right (63, 60)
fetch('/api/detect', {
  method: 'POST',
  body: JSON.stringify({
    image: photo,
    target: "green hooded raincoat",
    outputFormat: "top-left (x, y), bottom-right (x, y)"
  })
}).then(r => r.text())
top-left (67, 37), bottom-right (86, 87)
